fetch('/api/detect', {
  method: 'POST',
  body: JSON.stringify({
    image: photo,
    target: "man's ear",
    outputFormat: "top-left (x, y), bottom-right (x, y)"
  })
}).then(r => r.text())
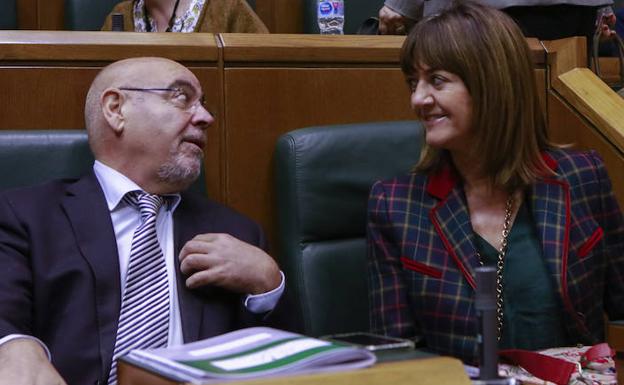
top-left (101, 88), bottom-right (126, 135)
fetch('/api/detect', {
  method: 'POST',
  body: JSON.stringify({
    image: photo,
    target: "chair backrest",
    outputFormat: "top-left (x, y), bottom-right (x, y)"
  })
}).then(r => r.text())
top-left (0, 0), bottom-right (17, 29)
top-left (64, 0), bottom-right (124, 30)
top-left (0, 130), bottom-right (206, 195)
top-left (274, 120), bottom-right (424, 337)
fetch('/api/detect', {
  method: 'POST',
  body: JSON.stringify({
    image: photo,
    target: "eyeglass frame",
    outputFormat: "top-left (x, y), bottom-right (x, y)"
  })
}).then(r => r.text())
top-left (118, 87), bottom-right (209, 114)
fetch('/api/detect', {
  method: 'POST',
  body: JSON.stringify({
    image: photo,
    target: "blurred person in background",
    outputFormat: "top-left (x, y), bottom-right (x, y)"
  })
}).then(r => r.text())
top-left (102, 0), bottom-right (268, 33)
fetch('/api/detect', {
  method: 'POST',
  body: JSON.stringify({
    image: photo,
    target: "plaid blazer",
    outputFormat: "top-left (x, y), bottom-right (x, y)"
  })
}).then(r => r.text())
top-left (367, 148), bottom-right (624, 363)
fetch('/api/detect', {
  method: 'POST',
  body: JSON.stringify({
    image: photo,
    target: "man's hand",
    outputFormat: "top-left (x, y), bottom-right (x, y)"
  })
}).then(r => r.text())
top-left (378, 5), bottom-right (407, 35)
top-left (0, 338), bottom-right (66, 385)
top-left (179, 234), bottom-right (281, 295)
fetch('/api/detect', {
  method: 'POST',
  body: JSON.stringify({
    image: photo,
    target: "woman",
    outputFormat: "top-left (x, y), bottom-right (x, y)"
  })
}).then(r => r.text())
top-left (367, 1), bottom-right (624, 363)
top-left (102, 0), bottom-right (268, 33)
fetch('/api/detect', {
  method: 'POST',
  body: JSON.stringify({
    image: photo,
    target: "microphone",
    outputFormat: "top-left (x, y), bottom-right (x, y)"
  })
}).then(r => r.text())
top-left (475, 266), bottom-right (498, 380)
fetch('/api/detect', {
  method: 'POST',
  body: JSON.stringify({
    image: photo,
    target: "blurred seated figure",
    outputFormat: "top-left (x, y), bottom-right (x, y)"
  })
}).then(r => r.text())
top-left (367, 0), bottom-right (624, 363)
top-left (378, 0), bottom-right (612, 42)
top-left (102, 0), bottom-right (268, 33)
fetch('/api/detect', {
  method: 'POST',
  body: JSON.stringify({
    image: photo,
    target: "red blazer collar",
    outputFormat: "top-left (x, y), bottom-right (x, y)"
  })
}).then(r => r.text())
top-left (425, 152), bottom-right (558, 199)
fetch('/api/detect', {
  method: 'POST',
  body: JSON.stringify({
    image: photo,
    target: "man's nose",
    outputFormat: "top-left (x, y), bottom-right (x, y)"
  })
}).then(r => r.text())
top-left (193, 104), bottom-right (215, 129)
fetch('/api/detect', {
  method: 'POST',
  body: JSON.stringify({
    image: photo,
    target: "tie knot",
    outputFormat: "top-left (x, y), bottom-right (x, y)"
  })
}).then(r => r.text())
top-left (124, 191), bottom-right (165, 220)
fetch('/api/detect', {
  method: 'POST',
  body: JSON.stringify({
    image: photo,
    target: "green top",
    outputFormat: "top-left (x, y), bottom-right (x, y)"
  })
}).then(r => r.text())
top-left (474, 201), bottom-right (568, 350)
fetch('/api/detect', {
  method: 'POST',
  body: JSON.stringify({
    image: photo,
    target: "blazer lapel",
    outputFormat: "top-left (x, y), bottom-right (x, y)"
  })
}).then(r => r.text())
top-left (62, 172), bottom-right (120, 378)
top-left (427, 166), bottom-right (480, 289)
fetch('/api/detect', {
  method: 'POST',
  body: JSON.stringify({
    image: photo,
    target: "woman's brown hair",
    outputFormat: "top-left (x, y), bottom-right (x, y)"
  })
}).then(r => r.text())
top-left (401, 1), bottom-right (555, 191)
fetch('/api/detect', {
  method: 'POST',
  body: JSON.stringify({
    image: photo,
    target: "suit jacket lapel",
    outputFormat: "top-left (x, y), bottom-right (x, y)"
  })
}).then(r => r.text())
top-left (62, 171), bottom-right (120, 378)
top-left (427, 166), bottom-right (480, 289)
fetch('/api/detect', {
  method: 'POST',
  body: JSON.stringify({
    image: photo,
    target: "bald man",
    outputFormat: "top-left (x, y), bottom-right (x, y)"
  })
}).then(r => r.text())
top-left (0, 57), bottom-right (283, 385)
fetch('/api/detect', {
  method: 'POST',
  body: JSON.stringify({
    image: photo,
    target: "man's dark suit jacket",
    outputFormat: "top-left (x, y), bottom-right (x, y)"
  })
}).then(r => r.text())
top-left (0, 172), bottom-right (269, 384)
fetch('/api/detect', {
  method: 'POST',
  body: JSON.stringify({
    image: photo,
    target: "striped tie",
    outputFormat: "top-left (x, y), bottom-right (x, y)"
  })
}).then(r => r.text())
top-left (108, 192), bottom-right (170, 385)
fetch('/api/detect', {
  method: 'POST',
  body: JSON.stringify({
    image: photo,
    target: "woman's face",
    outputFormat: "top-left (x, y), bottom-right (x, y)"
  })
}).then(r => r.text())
top-left (409, 64), bottom-right (474, 153)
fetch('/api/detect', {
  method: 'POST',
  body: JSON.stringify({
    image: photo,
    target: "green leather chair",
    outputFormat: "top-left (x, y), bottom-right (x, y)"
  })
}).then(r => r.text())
top-left (0, 0), bottom-right (17, 29)
top-left (0, 130), bottom-right (206, 194)
top-left (274, 120), bottom-right (424, 337)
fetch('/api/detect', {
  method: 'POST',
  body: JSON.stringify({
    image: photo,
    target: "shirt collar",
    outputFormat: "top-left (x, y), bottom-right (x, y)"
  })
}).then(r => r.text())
top-left (93, 160), bottom-right (181, 212)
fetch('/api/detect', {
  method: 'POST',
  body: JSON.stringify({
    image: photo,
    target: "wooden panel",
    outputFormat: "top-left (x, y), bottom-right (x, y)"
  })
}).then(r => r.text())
top-left (542, 37), bottom-right (586, 90)
top-left (255, 0), bottom-right (303, 34)
top-left (548, 92), bottom-right (624, 209)
top-left (16, 0), bottom-right (38, 29)
top-left (220, 35), bottom-right (544, 65)
top-left (0, 67), bottom-right (95, 129)
top-left (224, 67), bottom-right (415, 248)
top-left (0, 31), bottom-right (219, 62)
top-left (556, 68), bottom-right (624, 152)
top-left (220, 34), bottom-right (406, 63)
top-left (596, 57), bottom-right (622, 86)
top-left (118, 356), bottom-right (471, 385)
top-left (37, 0), bottom-right (64, 30)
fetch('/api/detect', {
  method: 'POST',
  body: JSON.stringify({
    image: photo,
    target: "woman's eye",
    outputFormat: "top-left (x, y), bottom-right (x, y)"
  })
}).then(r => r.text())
top-left (431, 75), bottom-right (445, 87)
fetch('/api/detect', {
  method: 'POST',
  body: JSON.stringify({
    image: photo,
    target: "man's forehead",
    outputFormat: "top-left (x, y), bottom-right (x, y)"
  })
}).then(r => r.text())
top-left (119, 59), bottom-right (201, 89)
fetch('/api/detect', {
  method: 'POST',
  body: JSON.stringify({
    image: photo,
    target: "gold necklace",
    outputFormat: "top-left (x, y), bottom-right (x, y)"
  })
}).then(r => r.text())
top-left (477, 195), bottom-right (514, 341)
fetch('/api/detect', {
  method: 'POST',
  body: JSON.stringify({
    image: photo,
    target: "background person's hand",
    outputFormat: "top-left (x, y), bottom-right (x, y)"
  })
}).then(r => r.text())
top-left (0, 338), bottom-right (67, 385)
top-left (378, 5), bottom-right (407, 35)
top-left (598, 9), bottom-right (617, 41)
top-left (179, 233), bottom-right (281, 295)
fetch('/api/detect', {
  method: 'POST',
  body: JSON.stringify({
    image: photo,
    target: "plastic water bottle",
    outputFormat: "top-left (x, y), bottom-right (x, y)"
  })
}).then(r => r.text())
top-left (318, 1), bottom-right (344, 35)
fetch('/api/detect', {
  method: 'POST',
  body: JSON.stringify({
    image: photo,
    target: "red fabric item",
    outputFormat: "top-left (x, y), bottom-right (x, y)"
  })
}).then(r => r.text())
top-left (499, 344), bottom-right (616, 384)
top-left (499, 349), bottom-right (576, 385)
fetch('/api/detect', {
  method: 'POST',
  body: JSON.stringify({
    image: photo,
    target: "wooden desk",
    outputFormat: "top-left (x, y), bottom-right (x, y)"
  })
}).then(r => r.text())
top-left (118, 356), bottom-right (471, 385)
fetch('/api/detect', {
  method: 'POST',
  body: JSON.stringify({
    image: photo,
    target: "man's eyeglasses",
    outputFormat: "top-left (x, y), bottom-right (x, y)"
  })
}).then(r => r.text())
top-left (119, 87), bottom-right (208, 114)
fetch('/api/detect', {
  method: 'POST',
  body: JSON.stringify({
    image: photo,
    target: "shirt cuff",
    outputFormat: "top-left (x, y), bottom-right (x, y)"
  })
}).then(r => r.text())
top-left (0, 334), bottom-right (52, 361)
top-left (244, 271), bottom-right (285, 313)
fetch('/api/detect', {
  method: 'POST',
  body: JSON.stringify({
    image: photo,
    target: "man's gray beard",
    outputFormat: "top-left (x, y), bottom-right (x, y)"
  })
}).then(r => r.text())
top-left (157, 153), bottom-right (201, 187)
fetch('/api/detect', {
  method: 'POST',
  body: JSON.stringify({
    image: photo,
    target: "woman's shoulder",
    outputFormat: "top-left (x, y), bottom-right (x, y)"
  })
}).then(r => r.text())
top-left (545, 147), bottom-right (608, 186)
top-left (545, 147), bottom-right (605, 172)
